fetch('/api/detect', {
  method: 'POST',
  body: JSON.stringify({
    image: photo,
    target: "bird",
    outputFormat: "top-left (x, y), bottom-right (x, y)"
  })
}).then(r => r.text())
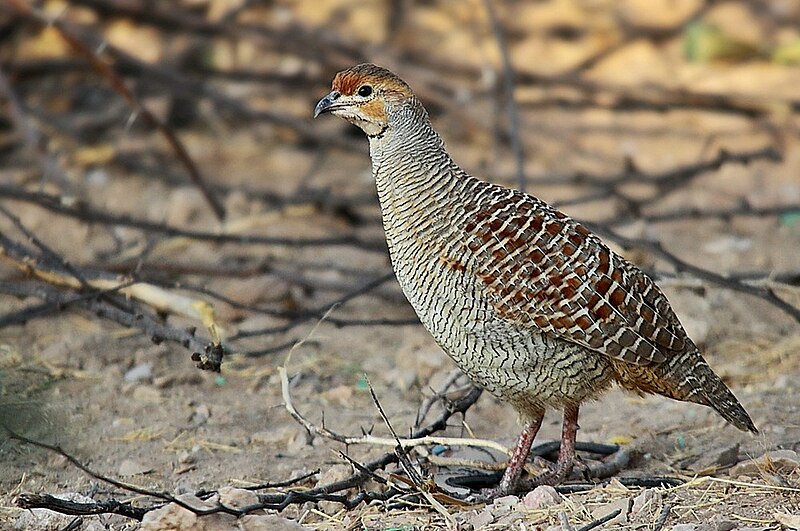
top-left (314, 63), bottom-right (757, 498)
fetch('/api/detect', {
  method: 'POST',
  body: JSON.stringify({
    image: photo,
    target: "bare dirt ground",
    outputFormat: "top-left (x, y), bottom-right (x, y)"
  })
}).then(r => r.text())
top-left (1, 1), bottom-right (800, 529)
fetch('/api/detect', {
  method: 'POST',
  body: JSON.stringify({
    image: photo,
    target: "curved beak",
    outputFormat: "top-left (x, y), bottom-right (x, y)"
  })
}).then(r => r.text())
top-left (314, 91), bottom-right (341, 118)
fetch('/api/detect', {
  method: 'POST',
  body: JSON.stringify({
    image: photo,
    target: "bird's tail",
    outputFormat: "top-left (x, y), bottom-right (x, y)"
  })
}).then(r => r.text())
top-left (688, 355), bottom-right (758, 433)
top-left (611, 345), bottom-right (758, 433)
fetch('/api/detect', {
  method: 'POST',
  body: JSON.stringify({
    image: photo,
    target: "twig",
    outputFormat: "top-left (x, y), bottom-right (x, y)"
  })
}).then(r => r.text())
top-left (653, 503), bottom-right (672, 531)
top-left (4, 427), bottom-right (240, 518)
top-left (576, 508), bottom-right (622, 531)
top-left (10, 381), bottom-right (484, 521)
top-left (0, 64), bottom-right (65, 185)
top-left (61, 517), bottom-right (83, 531)
top-left (0, 204), bottom-right (90, 289)
top-left (559, 511), bottom-right (577, 531)
top-left (0, 232), bottom-right (216, 326)
top-left (279, 366), bottom-right (504, 452)
top-left (0, 185), bottom-right (383, 252)
top-left (366, 377), bottom-right (424, 484)
top-left (195, 469), bottom-right (320, 495)
top-left (5, 0), bottom-right (226, 220)
top-left (414, 369), bottom-right (468, 429)
top-left (17, 494), bottom-right (146, 521)
top-left (0, 280), bottom-right (209, 353)
top-left (231, 272), bottom-right (397, 340)
top-left (366, 378), bottom-right (456, 526)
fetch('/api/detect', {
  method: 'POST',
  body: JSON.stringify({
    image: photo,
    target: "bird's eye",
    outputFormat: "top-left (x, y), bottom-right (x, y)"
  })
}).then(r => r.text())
top-left (357, 85), bottom-right (373, 97)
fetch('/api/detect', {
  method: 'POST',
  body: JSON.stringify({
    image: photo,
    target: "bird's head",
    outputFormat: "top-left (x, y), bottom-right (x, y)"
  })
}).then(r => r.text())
top-left (314, 63), bottom-right (414, 138)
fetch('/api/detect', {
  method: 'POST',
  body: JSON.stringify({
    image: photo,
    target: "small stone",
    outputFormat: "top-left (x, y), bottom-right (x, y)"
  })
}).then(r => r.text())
top-left (766, 450), bottom-right (800, 471)
top-left (715, 444), bottom-right (740, 467)
top-left (140, 493), bottom-right (236, 531)
top-left (177, 450), bottom-right (195, 464)
top-left (124, 362), bottom-right (153, 383)
top-left (702, 235), bottom-right (752, 254)
top-left (239, 515), bottom-right (306, 531)
top-left (469, 508), bottom-right (494, 528)
top-left (190, 404), bottom-right (211, 427)
top-left (671, 525), bottom-right (697, 531)
top-left (315, 464), bottom-right (353, 515)
top-left (491, 494), bottom-right (520, 510)
top-left (716, 521), bottom-right (737, 531)
top-left (118, 459), bottom-right (153, 476)
top-left (774, 512), bottom-right (800, 529)
top-left (165, 187), bottom-right (207, 226)
top-left (218, 487), bottom-right (259, 510)
top-left (522, 485), bottom-right (562, 509)
top-left (139, 502), bottom-right (197, 530)
top-left (591, 497), bottom-right (629, 525)
top-left (494, 510), bottom-right (524, 527)
top-left (730, 449), bottom-right (800, 477)
top-left (631, 488), bottom-right (661, 515)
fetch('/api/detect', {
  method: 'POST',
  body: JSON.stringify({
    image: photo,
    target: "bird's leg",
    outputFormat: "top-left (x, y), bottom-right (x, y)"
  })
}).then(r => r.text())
top-left (471, 412), bottom-right (543, 501)
top-left (522, 403), bottom-right (579, 487)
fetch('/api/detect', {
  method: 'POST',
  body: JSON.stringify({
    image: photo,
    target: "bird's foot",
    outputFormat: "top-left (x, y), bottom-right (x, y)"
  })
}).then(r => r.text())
top-left (463, 484), bottom-right (513, 505)
top-left (518, 457), bottom-right (575, 490)
top-left (532, 456), bottom-right (558, 474)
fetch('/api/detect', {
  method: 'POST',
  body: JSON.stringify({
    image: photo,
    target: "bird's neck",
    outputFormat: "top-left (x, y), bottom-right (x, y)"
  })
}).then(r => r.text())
top-left (368, 101), bottom-right (469, 211)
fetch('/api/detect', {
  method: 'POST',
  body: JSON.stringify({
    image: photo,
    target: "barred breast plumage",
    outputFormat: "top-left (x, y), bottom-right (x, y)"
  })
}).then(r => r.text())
top-left (315, 63), bottom-right (757, 497)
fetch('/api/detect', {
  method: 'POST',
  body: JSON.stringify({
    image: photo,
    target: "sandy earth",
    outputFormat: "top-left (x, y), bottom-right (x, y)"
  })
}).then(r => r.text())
top-left (2, 1), bottom-right (800, 529)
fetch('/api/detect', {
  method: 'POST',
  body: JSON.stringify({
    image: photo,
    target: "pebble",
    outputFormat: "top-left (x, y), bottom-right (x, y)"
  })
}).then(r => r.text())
top-left (190, 404), bottom-right (211, 427)
top-left (522, 485), bottom-right (562, 509)
top-left (631, 488), bottom-right (661, 515)
top-left (165, 187), bottom-right (207, 226)
top-left (491, 494), bottom-right (520, 510)
top-left (218, 487), bottom-right (259, 510)
top-left (774, 512), bottom-right (800, 529)
top-left (591, 497), bottom-right (629, 524)
top-left (671, 525), bottom-right (697, 531)
top-left (139, 493), bottom-right (233, 531)
top-left (124, 362), bottom-right (153, 383)
top-left (314, 464), bottom-right (353, 515)
top-left (730, 449), bottom-right (800, 477)
top-left (118, 459), bottom-right (153, 476)
top-left (469, 508), bottom-right (494, 528)
top-left (238, 515), bottom-right (306, 530)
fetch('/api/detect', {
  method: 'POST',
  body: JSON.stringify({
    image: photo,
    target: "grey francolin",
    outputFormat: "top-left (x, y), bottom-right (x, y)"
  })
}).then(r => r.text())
top-left (314, 64), bottom-right (757, 497)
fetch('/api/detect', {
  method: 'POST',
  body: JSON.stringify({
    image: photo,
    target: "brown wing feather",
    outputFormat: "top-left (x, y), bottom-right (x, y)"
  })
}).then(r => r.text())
top-left (456, 189), bottom-right (685, 366)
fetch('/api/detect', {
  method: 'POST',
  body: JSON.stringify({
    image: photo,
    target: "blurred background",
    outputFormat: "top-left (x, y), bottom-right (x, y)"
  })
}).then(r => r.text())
top-left (1, 0), bottom-right (799, 528)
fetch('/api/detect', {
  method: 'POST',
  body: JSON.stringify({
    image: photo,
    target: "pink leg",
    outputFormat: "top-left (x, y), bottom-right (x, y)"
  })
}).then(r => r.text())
top-left (487, 413), bottom-right (544, 497)
top-left (525, 403), bottom-right (579, 487)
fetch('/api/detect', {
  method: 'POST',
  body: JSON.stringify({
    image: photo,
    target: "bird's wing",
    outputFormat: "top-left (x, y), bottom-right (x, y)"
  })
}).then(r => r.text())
top-left (456, 190), bottom-right (686, 366)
